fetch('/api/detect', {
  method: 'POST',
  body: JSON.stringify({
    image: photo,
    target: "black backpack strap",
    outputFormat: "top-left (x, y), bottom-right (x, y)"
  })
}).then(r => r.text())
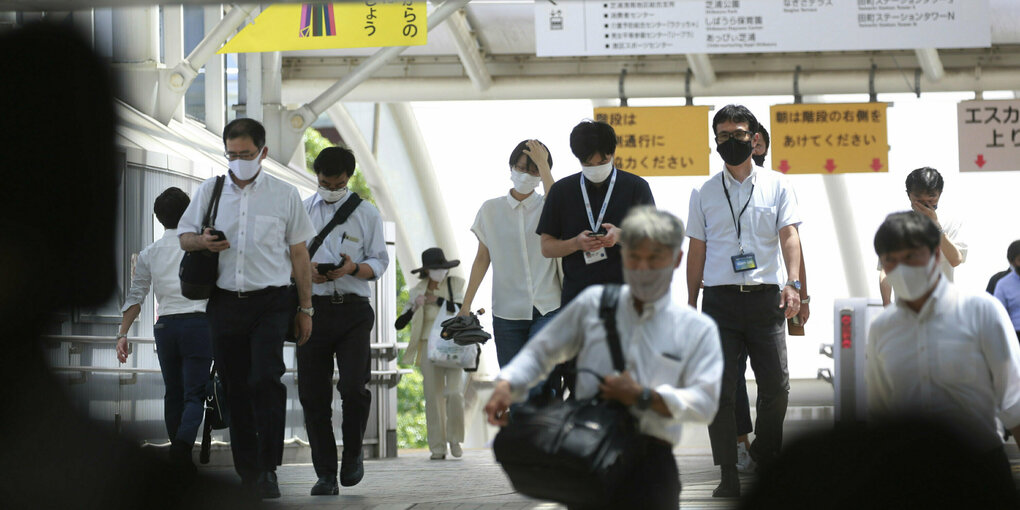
top-left (202, 175), bottom-right (226, 230)
top-left (445, 277), bottom-right (457, 313)
top-left (599, 284), bottom-right (625, 373)
top-left (307, 193), bottom-right (363, 259)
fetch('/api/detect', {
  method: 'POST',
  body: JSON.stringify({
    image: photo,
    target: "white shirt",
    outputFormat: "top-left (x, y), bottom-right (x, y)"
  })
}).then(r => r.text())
top-left (687, 167), bottom-right (801, 286)
top-left (122, 229), bottom-right (207, 317)
top-left (498, 284), bottom-right (723, 446)
top-left (470, 191), bottom-right (562, 320)
top-left (875, 212), bottom-right (967, 282)
top-left (178, 171), bottom-right (316, 292)
top-left (866, 277), bottom-right (1020, 452)
top-left (304, 192), bottom-right (389, 298)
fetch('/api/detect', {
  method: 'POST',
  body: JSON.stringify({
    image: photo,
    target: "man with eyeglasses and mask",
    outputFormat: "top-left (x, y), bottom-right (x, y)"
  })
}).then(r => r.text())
top-left (179, 118), bottom-right (316, 499)
top-left (878, 167), bottom-right (966, 306)
top-left (867, 211), bottom-right (1020, 508)
top-left (297, 146), bottom-right (389, 495)
top-left (686, 104), bottom-right (802, 498)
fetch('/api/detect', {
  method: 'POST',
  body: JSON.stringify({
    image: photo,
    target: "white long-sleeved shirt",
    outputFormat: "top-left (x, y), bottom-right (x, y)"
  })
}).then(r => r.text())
top-left (304, 192), bottom-right (389, 298)
top-left (498, 284), bottom-right (723, 446)
top-left (866, 277), bottom-right (1020, 452)
top-left (122, 229), bottom-right (206, 317)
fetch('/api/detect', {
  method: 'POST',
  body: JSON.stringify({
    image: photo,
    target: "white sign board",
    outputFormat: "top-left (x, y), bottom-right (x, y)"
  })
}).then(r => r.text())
top-left (535, 0), bottom-right (990, 57)
top-left (958, 99), bottom-right (1020, 173)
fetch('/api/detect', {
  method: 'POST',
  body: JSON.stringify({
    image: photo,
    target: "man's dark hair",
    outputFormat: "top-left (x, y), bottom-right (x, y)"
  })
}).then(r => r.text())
top-left (313, 146), bottom-right (356, 178)
top-left (508, 140), bottom-right (553, 173)
top-left (1008, 240), bottom-right (1020, 264)
top-left (874, 211), bottom-right (941, 256)
top-left (712, 104), bottom-right (759, 136)
top-left (153, 187), bottom-right (190, 229)
top-left (569, 121), bottom-right (617, 163)
top-left (752, 124), bottom-right (771, 166)
top-left (222, 117), bottom-right (266, 148)
top-left (905, 166), bottom-right (944, 194)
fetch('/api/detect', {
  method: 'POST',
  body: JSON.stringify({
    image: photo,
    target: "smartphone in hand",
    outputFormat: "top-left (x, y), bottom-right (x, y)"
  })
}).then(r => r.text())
top-left (316, 263), bottom-right (339, 275)
top-left (208, 229), bottom-right (227, 242)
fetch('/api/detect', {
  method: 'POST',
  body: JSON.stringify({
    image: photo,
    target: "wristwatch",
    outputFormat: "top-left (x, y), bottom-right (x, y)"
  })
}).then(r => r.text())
top-left (115, 333), bottom-right (127, 340)
top-left (801, 296), bottom-right (811, 304)
top-left (785, 280), bottom-right (802, 291)
top-left (635, 387), bottom-right (653, 410)
top-left (298, 306), bottom-right (315, 317)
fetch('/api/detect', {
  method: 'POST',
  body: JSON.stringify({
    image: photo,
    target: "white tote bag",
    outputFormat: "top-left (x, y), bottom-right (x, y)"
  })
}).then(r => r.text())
top-left (426, 303), bottom-right (479, 370)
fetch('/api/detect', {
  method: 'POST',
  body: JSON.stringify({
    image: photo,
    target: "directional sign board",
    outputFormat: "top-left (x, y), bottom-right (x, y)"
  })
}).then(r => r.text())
top-left (594, 106), bottom-right (711, 177)
top-left (769, 103), bottom-right (889, 175)
top-left (958, 100), bottom-right (1020, 172)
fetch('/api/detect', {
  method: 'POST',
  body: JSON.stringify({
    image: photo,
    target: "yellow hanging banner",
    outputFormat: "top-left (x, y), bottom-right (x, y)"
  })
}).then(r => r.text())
top-left (769, 102), bottom-right (890, 175)
top-left (593, 106), bottom-right (712, 177)
top-left (218, 2), bottom-right (428, 54)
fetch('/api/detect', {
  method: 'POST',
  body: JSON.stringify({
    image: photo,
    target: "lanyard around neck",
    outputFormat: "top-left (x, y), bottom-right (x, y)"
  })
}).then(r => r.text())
top-left (580, 169), bottom-right (617, 233)
top-left (720, 172), bottom-right (754, 252)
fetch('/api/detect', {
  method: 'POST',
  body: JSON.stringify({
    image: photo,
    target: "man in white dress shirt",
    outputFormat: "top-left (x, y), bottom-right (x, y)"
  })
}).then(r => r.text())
top-left (299, 146), bottom-right (389, 495)
top-left (867, 211), bottom-right (1020, 503)
top-left (117, 187), bottom-right (211, 472)
top-left (486, 206), bottom-right (723, 509)
top-left (178, 118), bottom-right (316, 499)
top-left (686, 104), bottom-right (802, 497)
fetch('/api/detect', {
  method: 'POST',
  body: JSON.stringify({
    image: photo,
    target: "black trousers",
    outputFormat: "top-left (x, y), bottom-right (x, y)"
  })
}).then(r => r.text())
top-left (207, 287), bottom-right (290, 481)
top-left (569, 436), bottom-right (681, 510)
top-left (297, 298), bottom-right (375, 478)
top-left (704, 286), bottom-right (789, 467)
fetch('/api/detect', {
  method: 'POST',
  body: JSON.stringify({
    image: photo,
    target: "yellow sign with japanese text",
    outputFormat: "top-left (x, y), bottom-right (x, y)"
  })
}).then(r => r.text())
top-left (218, 2), bottom-right (427, 54)
top-left (593, 106), bottom-right (711, 177)
top-left (769, 103), bottom-right (889, 174)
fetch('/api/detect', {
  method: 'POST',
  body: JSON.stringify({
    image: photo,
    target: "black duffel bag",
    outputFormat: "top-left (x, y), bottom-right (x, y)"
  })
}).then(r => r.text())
top-left (493, 284), bottom-right (643, 507)
top-left (179, 175), bottom-right (225, 300)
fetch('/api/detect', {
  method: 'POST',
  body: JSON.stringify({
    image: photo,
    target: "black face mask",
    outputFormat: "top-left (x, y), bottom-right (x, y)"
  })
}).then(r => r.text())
top-left (752, 154), bottom-right (765, 167)
top-left (717, 139), bottom-right (753, 167)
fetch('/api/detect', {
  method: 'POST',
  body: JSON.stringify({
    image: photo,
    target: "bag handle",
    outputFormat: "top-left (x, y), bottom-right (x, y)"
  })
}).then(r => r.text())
top-left (307, 193), bottom-right (362, 259)
top-left (599, 284), bottom-right (625, 373)
top-left (202, 175), bottom-right (226, 230)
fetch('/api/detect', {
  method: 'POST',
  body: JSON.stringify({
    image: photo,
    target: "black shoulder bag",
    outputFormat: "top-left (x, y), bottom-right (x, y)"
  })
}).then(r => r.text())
top-left (493, 284), bottom-right (642, 507)
top-left (285, 193), bottom-right (363, 342)
top-left (199, 362), bottom-right (230, 464)
top-left (179, 175), bottom-right (226, 300)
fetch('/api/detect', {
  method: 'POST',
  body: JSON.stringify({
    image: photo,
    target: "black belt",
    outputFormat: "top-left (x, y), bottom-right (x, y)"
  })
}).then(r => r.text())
top-left (159, 312), bottom-right (206, 320)
top-left (216, 286), bottom-right (287, 298)
top-left (313, 294), bottom-right (369, 305)
top-left (707, 284), bottom-right (779, 293)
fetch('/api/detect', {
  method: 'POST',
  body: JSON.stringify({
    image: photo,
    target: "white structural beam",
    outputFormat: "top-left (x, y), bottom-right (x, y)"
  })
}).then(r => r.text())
top-left (446, 7), bottom-right (492, 91)
top-left (203, 4), bottom-right (226, 136)
top-left (163, 5), bottom-right (185, 122)
top-left (283, 67), bottom-right (1020, 103)
top-left (914, 48), bottom-right (945, 83)
top-left (111, 6), bottom-right (160, 116)
top-left (823, 174), bottom-right (869, 298)
top-left (685, 53), bottom-right (716, 87)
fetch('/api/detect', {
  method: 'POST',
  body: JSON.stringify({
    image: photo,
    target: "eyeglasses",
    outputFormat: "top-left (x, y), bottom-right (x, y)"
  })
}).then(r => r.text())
top-left (224, 147), bottom-right (263, 161)
top-left (512, 164), bottom-right (539, 175)
top-left (715, 130), bottom-right (753, 144)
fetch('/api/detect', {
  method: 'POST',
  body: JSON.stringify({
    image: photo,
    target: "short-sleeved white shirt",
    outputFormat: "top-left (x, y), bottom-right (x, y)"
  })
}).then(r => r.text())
top-left (471, 191), bottom-right (561, 320)
top-left (687, 167), bottom-right (801, 286)
top-left (178, 171), bottom-right (316, 292)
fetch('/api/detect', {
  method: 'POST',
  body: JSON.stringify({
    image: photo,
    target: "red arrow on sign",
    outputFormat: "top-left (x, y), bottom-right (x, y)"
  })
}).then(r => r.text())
top-left (825, 159), bottom-right (836, 173)
top-left (870, 158), bottom-right (883, 171)
top-left (778, 160), bottom-right (790, 173)
top-left (976, 154), bottom-right (987, 168)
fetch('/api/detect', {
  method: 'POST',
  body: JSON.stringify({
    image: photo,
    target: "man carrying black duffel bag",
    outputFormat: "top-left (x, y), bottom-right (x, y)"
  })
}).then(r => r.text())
top-left (485, 206), bottom-right (723, 510)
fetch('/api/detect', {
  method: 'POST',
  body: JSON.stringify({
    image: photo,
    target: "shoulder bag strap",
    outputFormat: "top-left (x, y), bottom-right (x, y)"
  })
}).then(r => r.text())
top-left (307, 193), bottom-right (363, 259)
top-left (599, 283), bottom-right (625, 372)
top-left (202, 175), bottom-right (226, 229)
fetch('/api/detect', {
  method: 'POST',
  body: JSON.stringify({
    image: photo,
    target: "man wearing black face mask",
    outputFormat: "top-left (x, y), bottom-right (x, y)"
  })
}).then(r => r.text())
top-left (686, 104), bottom-right (803, 498)
top-left (993, 240), bottom-right (1020, 342)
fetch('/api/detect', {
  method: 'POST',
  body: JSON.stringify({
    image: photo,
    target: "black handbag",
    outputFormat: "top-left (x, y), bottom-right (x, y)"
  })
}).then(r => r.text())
top-left (285, 193), bottom-right (363, 342)
top-left (493, 284), bottom-right (643, 507)
top-left (199, 363), bottom-right (229, 464)
top-left (179, 175), bottom-right (226, 300)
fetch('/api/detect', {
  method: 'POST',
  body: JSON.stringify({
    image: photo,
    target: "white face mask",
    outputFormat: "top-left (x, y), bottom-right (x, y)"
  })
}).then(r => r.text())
top-left (428, 268), bottom-right (448, 282)
top-left (228, 154), bottom-right (262, 181)
top-left (886, 253), bottom-right (939, 301)
top-left (582, 157), bottom-right (614, 183)
top-left (510, 169), bottom-right (541, 194)
top-left (318, 186), bottom-right (348, 203)
top-left (623, 266), bottom-right (674, 303)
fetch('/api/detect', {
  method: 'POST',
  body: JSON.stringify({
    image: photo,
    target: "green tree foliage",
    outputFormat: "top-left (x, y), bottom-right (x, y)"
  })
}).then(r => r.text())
top-left (303, 127), bottom-right (422, 447)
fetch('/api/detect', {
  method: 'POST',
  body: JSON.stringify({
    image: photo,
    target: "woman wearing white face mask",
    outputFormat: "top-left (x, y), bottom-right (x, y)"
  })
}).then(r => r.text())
top-left (461, 139), bottom-right (562, 375)
top-left (396, 248), bottom-right (467, 459)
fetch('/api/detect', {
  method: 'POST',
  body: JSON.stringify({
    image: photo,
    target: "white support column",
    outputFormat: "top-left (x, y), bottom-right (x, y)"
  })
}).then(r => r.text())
top-left (112, 6), bottom-right (160, 116)
top-left (686, 53), bottom-right (716, 87)
top-left (262, 51), bottom-right (289, 160)
top-left (163, 5), bottom-right (185, 122)
top-left (446, 7), bottom-right (491, 91)
top-left (203, 4), bottom-right (226, 135)
top-left (823, 175), bottom-right (870, 298)
top-left (244, 51), bottom-right (262, 123)
top-left (914, 48), bottom-right (945, 83)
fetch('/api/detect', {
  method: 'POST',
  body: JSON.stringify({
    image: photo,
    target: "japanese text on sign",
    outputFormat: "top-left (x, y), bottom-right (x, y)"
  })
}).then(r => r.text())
top-left (957, 99), bottom-right (1020, 172)
top-left (769, 102), bottom-right (889, 175)
top-left (593, 106), bottom-right (711, 177)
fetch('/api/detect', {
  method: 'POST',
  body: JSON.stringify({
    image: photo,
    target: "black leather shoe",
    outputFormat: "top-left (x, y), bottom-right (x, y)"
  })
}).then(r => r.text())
top-left (712, 465), bottom-right (740, 498)
top-left (310, 476), bottom-right (339, 496)
top-left (257, 470), bottom-right (281, 499)
top-left (340, 452), bottom-right (364, 487)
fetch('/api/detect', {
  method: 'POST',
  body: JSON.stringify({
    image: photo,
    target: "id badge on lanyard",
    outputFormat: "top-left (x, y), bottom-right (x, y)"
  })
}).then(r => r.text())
top-left (721, 173), bottom-right (757, 273)
top-left (580, 170), bottom-right (616, 265)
